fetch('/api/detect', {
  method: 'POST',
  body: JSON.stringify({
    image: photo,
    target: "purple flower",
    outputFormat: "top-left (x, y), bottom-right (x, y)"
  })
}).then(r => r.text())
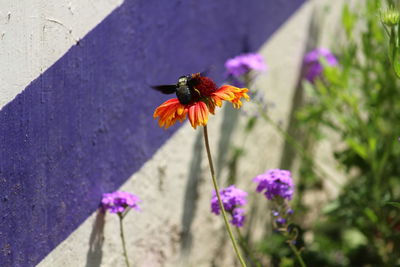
top-left (286, 208), bottom-right (294, 215)
top-left (303, 48), bottom-right (338, 83)
top-left (211, 185), bottom-right (248, 215)
top-left (211, 185), bottom-right (248, 227)
top-left (253, 169), bottom-right (294, 200)
top-left (275, 217), bottom-right (287, 225)
top-left (101, 191), bottom-right (141, 214)
top-left (225, 53), bottom-right (267, 77)
top-left (230, 208), bottom-right (246, 227)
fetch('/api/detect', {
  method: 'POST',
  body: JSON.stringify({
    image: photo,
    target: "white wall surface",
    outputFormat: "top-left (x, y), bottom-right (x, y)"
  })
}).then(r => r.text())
top-left (0, 0), bottom-right (123, 109)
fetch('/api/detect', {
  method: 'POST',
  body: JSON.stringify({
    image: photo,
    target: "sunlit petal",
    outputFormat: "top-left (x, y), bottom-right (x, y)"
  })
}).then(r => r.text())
top-left (210, 85), bottom-right (250, 110)
top-left (153, 98), bottom-right (188, 129)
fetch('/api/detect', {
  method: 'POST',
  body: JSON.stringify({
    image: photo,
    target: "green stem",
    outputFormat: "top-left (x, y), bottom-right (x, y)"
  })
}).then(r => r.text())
top-left (235, 227), bottom-right (263, 267)
top-left (118, 213), bottom-right (131, 267)
top-left (287, 241), bottom-right (306, 267)
top-left (203, 125), bottom-right (247, 267)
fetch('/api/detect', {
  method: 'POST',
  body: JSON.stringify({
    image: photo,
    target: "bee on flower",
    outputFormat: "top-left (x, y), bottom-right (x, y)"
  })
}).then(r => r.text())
top-left (152, 72), bottom-right (250, 129)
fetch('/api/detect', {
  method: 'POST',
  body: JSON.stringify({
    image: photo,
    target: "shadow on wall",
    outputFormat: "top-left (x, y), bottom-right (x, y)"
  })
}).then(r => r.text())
top-left (279, 5), bottom-right (321, 171)
top-left (179, 131), bottom-right (203, 261)
top-left (216, 105), bottom-right (240, 181)
top-left (85, 211), bottom-right (105, 267)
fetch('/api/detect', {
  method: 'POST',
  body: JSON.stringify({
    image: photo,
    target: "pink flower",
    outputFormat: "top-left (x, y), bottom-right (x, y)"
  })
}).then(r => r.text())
top-left (304, 48), bottom-right (338, 83)
top-left (101, 191), bottom-right (141, 214)
top-left (225, 53), bottom-right (267, 77)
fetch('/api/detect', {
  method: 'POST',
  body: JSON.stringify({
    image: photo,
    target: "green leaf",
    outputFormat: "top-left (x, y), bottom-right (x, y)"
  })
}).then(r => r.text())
top-left (364, 208), bottom-right (378, 223)
top-left (392, 55), bottom-right (400, 78)
top-left (245, 116), bottom-right (257, 132)
top-left (322, 200), bottom-right (340, 214)
top-left (342, 4), bottom-right (355, 38)
top-left (386, 202), bottom-right (400, 208)
top-left (279, 258), bottom-right (294, 267)
top-left (323, 65), bottom-right (341, 86)
top-left (368, 137), bottom-right (377, 153)
top-left (343, 228), bottom-right (368, 248)
top-left (345, 138), bottom-right (368, 160)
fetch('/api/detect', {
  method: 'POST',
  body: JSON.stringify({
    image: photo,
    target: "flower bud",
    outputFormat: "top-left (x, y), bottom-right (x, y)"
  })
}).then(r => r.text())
top-left (381, 7), bottom-right (400, 27)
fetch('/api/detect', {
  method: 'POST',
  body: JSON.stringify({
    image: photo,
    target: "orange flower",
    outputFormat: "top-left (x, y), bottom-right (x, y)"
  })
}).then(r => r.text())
top-left (210, 85), bottom-right (250, 110)
top-left (153, 98), bottom-right (187, 129)
top-left (153, 74), bottom-right (249, 129)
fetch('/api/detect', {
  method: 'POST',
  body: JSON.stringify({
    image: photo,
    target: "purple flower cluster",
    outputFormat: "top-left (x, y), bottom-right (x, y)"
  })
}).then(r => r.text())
top-left (231, 208), bottom-right (246, 227)
top-left (211, 185), bottom-right (248, 227)
top-left (253, 169), bottom-right (294, 200)
top-left (225, 53), bottom-right (267, 77)
top-left (303, 48), bottom-right (338, 83)
top-left (101, 191), bottom-right (141, 214)
top-left (272, 209), bottom-right (294, 225)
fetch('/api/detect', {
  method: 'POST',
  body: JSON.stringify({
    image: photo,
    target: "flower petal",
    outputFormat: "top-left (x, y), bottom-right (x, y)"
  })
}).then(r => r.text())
top-left (187, 101), bottom-right (209, 129)
top-left (188, 104), bottom-right (196, 128)
top-left (198, 101), bottom-right (209, 126)
top-left (153, 98), bottom-right (188, 129)
top-left (211, 85), bottom-right (250, 109)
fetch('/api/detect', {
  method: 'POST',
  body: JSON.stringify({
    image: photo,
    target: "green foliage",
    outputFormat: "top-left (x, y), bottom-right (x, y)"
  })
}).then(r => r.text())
top-left (387, 201), bottom-right (400, 208)
top-left (225, 2), bottom-right (400, 266)
top-left (342, 4), bottom-right (356, 39)
top-left (381, 2), bottom-right (400, 78)
top-left (295, 0), bottom-right (400, 265)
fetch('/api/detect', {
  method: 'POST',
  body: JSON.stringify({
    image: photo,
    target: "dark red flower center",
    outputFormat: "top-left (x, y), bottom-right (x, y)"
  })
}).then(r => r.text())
top-left (190, 73), bottom-right (218, 97)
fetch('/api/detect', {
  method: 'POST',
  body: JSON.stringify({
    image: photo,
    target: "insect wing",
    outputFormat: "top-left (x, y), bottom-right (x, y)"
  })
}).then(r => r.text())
top-left (151, 84), bottom-right (177, 94)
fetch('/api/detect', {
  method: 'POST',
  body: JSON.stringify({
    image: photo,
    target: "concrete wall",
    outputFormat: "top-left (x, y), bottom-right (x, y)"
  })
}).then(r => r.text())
top-left (0, 0), bottom-right (319, 266)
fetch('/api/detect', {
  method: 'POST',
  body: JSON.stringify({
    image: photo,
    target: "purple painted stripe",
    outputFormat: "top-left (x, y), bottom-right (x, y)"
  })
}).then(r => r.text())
top-left (0, 0), bottom-right (304, 266)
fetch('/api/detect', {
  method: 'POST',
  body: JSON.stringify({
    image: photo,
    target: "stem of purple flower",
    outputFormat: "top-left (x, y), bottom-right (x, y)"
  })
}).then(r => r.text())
top-left (287, 240), bottom-right (306, 267)
top-left (121, 207), bottom-right (131, 219)
top-left (118, 213), bottom-right (131, 267)
top-left (234, 226), bottom-right (263, 267)
top-left (203, 125), bottom-right (247, 267)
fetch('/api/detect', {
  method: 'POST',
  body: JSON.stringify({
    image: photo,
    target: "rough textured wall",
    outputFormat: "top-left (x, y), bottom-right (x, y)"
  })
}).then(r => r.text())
top-left (0, 0), bottom-right (305, 266)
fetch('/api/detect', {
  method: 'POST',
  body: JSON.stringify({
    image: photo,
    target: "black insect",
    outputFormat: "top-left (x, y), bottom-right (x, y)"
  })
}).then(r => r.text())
top-left (152, 73), bottom-right (202, 105)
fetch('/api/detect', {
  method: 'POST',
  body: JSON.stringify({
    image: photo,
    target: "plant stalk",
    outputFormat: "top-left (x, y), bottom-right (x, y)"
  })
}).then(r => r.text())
top-left (118, 214), bottom-right (131, 267)
top-left (287, 241), bottom-right (306, 267)
top-left (235, 227), bottom-right (263, 267)
top-left (203, 125), bottom-right (247, 267)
